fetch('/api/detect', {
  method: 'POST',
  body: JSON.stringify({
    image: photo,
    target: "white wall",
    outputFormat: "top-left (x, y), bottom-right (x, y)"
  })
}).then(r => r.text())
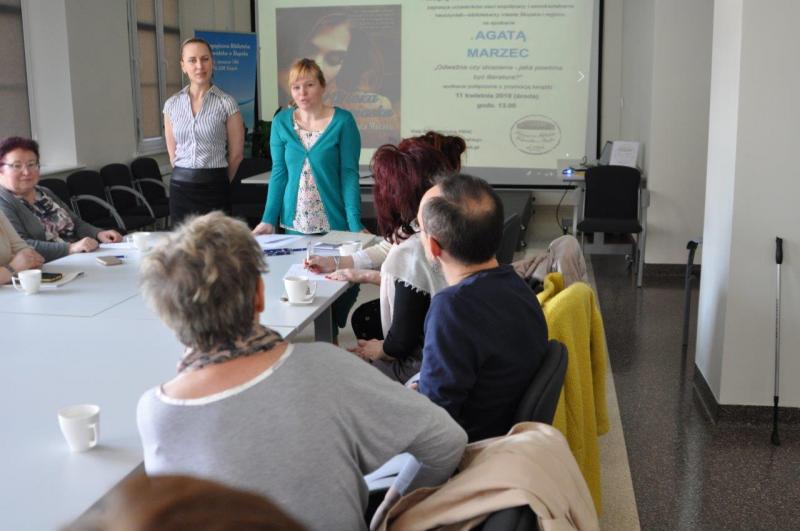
top-left (618, 0), bottom-right (655, 155)
top-left (695, 0), bottom-right (742, 399)
top-left (697, 0), bottom-right (800, 407)
top-left (23, 0), bottom-right (78, 170)
top-left (611, 0), bottom-right (712, 265)
top-left (645, 0), bottom-right (712, 264)
top-left (65, 0), bottom-right (138, 169)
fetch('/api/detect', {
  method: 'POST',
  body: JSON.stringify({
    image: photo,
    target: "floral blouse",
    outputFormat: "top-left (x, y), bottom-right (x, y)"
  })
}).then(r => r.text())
top-left (287, 119), bottom-right (331, 234)
top-left (21, 190), bottom-right (76, 243)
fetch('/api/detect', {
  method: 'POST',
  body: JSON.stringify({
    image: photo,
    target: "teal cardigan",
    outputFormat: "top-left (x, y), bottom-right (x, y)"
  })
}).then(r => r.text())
top-left (261, 107), bottom-right (363, 232)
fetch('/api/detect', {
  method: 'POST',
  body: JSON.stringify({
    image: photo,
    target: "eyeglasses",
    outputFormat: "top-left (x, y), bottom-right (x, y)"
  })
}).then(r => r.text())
top-left (1, 161), bottom-right (40, 172)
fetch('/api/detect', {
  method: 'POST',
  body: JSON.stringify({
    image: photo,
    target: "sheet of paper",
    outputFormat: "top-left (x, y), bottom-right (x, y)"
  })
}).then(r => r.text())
top-left (254, 234), bottom-right (303, 250)
top-left (282, 263), bottom-right (337, 282)
top-left (99, 242), bottom-right (137, 250)
top-left (609, 141), bottom-right (640, 168)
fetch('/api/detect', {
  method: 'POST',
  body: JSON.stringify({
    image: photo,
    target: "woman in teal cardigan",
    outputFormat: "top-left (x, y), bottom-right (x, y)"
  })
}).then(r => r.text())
top-left (253, 59), bottom-right (363, 235)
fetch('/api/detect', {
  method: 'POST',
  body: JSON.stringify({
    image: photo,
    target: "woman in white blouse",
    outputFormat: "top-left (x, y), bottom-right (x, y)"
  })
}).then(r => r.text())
top-left (163, 38), bottom-right (244, 225)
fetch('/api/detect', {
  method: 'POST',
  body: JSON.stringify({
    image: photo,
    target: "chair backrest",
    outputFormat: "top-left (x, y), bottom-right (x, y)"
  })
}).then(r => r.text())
top-left (130, 157), bottom-right (167, 202)
top-left (497, 213), bottom-right (522, 265)
top-left (100, 163), bottom-right (138, 209)
top-left (39, 178), bottom-right (72, 207)
top-left (583, 165), bottom-right (641, 221)
top-left (66, 170), bottom-right (108, 222)
top-left (130, 156), bottom-right (161, 181)
top-left (513, 339), bottom-right (568, 425)
top-left (233, 157), bottom-right (271, 183)
top-left (476, 505), bottom-right (540, 531)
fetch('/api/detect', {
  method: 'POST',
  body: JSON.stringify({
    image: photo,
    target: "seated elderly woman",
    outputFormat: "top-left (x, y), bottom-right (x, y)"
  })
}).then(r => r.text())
top-left (0, 137), bottom-right (122, 262)
top-left (0, 209), bottom-right (43, 284)
top-left (136, 212), bottom-right (466, 531)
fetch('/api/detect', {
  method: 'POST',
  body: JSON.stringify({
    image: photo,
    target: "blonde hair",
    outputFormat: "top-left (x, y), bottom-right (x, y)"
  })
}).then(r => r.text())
top-left (287, 58), bottom-right (327, 89)
top-left (180, 37), bottom-right (213, 61)
top-left (139, 212), bottom-right (266, 351)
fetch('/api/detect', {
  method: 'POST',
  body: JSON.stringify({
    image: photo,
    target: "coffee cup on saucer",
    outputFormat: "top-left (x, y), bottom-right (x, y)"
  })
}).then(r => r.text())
top-left (284, 276), bottom-right (317, 304)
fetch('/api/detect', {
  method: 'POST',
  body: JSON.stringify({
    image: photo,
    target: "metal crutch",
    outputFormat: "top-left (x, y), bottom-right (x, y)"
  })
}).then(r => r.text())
top-left (771, 237), bottom-right (783, 446)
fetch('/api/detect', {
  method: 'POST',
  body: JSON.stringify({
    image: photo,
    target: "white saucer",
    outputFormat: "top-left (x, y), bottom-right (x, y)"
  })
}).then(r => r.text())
top-left (285, 296), bottom-right (314, 306)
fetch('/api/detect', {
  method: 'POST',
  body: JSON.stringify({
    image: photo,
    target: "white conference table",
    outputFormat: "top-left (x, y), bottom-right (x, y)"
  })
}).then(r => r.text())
top-left (0, 230), bottom-right (373, 530)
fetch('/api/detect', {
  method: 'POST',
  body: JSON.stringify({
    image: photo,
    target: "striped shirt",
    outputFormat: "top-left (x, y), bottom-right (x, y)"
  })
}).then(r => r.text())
top-left (163, 85), bottom-right (239, 169)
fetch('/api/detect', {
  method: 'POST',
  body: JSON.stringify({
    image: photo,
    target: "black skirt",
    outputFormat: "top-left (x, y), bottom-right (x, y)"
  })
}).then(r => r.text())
top-left (169, 167), bottom-right (230, 226)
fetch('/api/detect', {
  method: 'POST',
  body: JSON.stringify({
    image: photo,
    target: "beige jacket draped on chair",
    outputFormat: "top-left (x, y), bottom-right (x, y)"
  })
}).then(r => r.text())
top-left (378, 422), bottom-right (598, 531)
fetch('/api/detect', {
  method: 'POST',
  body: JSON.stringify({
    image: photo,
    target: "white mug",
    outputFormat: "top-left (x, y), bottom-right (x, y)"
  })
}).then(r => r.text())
top-left (339, 241), bottom-right (362, 256)
top-left (12, 269), bottom-right (41, 294)
top-left (132, 232), bottom-right (150, 252)
top-left (284, 276), bottom-right (317, 304)
top-left (58, 404), bottom-right (100, 452)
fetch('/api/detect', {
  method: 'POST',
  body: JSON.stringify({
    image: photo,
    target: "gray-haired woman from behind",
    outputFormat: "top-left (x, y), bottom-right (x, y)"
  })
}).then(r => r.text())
top-left (136, 212), bottom-right (466, 531)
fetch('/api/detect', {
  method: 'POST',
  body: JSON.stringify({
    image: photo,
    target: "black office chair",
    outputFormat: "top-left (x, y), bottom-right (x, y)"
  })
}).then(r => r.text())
top-left (497, 213), bottom-right (522, 264)
top-left (67, 170), bottom-right (141, 233)
top-left (231, 157), bottom-right (270, 228)
top-left (38, 178), bottom-right (72, 207)
top-left (475, 341), bottom-right (567, 531)
top-left (130, 157), bottom-right (170, 226)
top-left (476, 505), bottom-right (540, 531)
top-left (100, 164), bottom-right (160, 230)
top-left (513, 339), bottom-right (568, 425)
top-left (577, 165), bottom-right (643, 273)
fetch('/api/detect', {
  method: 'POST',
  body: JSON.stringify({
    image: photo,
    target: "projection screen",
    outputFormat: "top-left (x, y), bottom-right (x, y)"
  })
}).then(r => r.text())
top-left (257, 0), bottom-right (601, 187)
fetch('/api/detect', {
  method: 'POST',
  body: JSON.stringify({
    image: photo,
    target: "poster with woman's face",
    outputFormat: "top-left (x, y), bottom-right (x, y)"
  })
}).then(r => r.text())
top-left (276, 5), bottom-right (401, 148)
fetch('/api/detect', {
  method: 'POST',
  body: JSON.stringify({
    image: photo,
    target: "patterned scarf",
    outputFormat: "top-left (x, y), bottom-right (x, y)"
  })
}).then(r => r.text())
top-left (20, 188), bottom-right (76, 243)
top-left (178, 324), bottom-right (284, 373)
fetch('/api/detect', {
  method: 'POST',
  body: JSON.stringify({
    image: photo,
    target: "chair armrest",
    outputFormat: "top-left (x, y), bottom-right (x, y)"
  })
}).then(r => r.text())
top-left (107, 185), bottom-right (155, 218)
top-left (137, 178), bottom-right (167, 191)
top-left (71, 194), bottom-right (126, 231)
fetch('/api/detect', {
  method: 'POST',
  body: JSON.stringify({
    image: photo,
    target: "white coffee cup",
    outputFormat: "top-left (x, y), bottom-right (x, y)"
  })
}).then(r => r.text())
top-left (132, 232), bottom-right (150, 252)
top-left (58, 404), bottom-right (100, 452)
top-left (339, 241), bottom-right (362, 256)
top-left (12, 269), bottom-right (42, 294)
top-left (284, 275), bottom-right (317, 304)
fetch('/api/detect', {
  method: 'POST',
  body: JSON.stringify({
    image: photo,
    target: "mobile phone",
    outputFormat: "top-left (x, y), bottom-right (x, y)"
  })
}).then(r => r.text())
top-left (96, 255), bottom-right (123, 266)
top-left (41, 272), bottom-right (63, 283)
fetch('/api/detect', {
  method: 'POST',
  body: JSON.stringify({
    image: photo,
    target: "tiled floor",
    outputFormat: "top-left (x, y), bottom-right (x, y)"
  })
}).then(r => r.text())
top-left (592, 255), bottom-right (800, 530)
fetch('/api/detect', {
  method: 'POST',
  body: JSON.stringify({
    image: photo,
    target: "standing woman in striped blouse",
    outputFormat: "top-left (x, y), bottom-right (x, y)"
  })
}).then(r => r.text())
top-left (164, 38), bottom-right (244, 225)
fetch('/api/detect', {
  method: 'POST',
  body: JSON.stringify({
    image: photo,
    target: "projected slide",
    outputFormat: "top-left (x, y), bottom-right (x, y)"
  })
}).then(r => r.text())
top-left (259, 0), bottom-right (597, 186)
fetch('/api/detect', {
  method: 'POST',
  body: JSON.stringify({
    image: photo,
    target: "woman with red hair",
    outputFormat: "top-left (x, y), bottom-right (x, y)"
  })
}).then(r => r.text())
top-left (342, 132), bottom-right (466, 382)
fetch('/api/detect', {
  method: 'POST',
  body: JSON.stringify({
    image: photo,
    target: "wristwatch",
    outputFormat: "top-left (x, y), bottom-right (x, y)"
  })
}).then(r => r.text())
top-left (2, 264), bottom-right (15, 275)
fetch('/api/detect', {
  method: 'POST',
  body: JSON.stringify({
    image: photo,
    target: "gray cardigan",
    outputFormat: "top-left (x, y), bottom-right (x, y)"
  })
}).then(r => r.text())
top-left (0, 185), bottom-right (101, 262)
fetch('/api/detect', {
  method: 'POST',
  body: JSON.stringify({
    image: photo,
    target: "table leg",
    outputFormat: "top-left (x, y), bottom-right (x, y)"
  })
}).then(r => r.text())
top-left (314, 307), bottom-right (334, 342)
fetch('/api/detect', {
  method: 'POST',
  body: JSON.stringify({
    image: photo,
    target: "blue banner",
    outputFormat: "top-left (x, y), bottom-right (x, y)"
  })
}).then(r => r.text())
top-left (195, 30), bottom-right (258, 136)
